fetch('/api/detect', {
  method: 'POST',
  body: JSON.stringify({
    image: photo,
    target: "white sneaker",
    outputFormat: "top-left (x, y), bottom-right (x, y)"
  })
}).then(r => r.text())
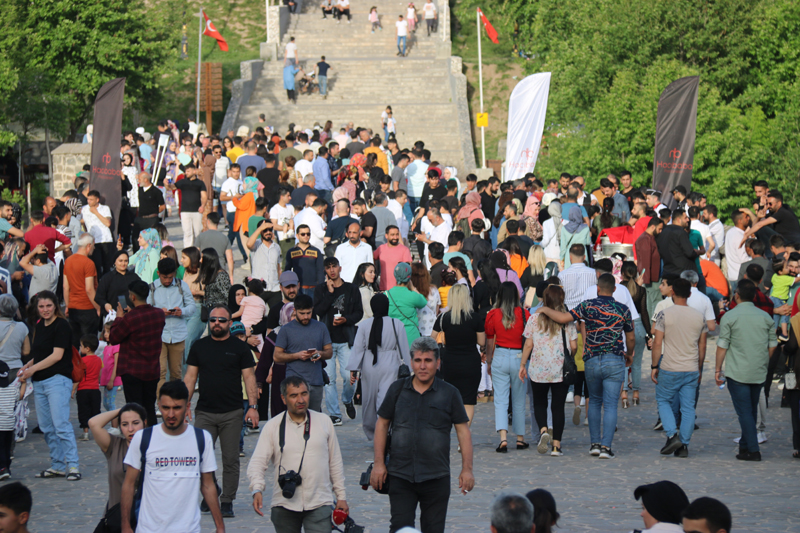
top-left (584, 416), bottom-right (588, 426)
top-left (580, 397), bottom-right (585, 407)
top-left (757, 432), bottom-right (768, 443)
top-left (565, 392), bottom-right (574, 403)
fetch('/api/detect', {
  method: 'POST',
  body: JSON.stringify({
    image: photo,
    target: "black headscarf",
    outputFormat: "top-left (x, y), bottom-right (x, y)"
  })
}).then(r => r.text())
top-left (368, 294), bottom-right (390, 364)
top-left (634, 481), bottom-right (689, 525)
top-left (228, 284), bottom-right (246, 315)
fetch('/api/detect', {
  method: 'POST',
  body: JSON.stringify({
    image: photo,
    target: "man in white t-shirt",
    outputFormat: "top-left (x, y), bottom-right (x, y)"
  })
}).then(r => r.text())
top-left (284, 37), bottom-right (298, 65)
top-left (82, 190), bottom-right (115, 276)
top-left (724, 209), bottom-right (751, 289)
top-left (121, 381), bottom-right (221, 533)
top-left (688, 206), bottom-right (714, 260)
top-left (270, 186), bottom-right (296, 256)
top-left (335, 0), bottom-right (351, 23)
top-left (680, 270), bottom-right (717, 332)
top-left (295, 150), bottom-right (314, 178)
top-left (219, 164), bottom-right (247, 262)
top-left (423, 0), bottom-right (437, 36)
top-left (415, 206), bottom-right (451, 268)
top-left (212, 145), bottom-right (231, 190)
top-left (395, 15), bottom-right (408, 56)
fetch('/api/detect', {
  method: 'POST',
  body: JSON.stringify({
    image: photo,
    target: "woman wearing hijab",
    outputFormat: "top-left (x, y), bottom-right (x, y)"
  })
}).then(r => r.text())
top-left (522, 196), bottom-right (544, 241)
top-left (228, 284), bottom-right (246, 316)
top-left (456, 192), bottom-right (484, 226)
top-left (346, 294), bottom-right (410, 440)
top-left (541, 198), bottom-right (562, 263)
top-left (255, 302), bottom-right (294, 418)
top-left (560, 206), bottom-right (592, 269)
top-left (232, 175), bottom-right (259, 235)
top-left (127, 227), bottom-right (161, 282)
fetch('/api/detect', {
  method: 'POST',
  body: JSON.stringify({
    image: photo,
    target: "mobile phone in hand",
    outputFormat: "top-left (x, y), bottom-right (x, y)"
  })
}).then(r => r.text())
top-left (117, 295), bottom-right (127, 308)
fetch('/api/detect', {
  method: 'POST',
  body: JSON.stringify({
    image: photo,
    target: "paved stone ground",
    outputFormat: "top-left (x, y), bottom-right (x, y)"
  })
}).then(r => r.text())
top-left (17, 216), bottom-right (798, 532)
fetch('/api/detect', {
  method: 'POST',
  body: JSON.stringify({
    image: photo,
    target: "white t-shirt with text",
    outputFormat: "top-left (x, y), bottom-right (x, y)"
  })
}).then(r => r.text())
top-left (423, 2), bottom-right (437, 19)
top-left (221, 177), bottom-right (243, 212)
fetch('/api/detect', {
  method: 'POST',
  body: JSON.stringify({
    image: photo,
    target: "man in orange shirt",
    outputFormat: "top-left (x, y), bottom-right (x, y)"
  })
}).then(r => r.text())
top-left (64, 233), bottom-right (101, 348)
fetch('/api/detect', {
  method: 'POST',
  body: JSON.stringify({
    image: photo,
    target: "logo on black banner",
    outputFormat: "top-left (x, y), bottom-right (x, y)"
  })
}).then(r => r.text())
top-left (669, 148), bottom-right (681, 160)
top-left (656, 147), bottom-right (692, 174)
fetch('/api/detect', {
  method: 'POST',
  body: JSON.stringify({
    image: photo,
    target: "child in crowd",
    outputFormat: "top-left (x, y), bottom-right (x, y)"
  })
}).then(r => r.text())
top-left (75, 335), bottom-right (103, 442)
top-left (406, 2), bottom-right (417, 31)
top-left (770, 258), bottom-right (797, 341)
top-left (438, 269), bottom-right (456, 309)
top-left (369, 7), bottom-right (382, 32)
top-left (0, 362), bottom-right (25, 480)
top-left (0, 482), bottom-right (32, 533)
top-left (99, 324), bottom-right (122, 430)
top-left (231, 321), bottom-right (260, 457)
top-left (233, 279), bottom-right (269, 350)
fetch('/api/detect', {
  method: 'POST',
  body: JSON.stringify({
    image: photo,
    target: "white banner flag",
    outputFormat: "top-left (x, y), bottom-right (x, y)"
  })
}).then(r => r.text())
top-left (505, 72), bottom-right (551, 182)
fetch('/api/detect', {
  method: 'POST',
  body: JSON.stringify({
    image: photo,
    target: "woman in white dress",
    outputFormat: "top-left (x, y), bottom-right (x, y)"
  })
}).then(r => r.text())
top-left (347, 294), bottom-right (410, 440)
top-left (411, 262), bottom-right (440, 336)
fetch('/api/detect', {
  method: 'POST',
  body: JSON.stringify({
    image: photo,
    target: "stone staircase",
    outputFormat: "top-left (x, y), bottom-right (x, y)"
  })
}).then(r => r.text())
top-left (222, 0), bottom-right (476, 174)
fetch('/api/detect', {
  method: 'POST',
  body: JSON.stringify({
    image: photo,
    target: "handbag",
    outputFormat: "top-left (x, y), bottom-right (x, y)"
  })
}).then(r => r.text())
top-left (561, 326), bottom-right (577, 386)
top-left (389, 319), bottom-right (411, 379)
top-left (785, 354), bottom-right (798, 390)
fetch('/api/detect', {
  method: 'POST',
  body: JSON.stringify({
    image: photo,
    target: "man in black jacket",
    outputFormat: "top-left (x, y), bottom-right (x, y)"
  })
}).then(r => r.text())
top-left (462, 219), bottom-right (492, 275)
top-left (313, 257), bottom-right (363, 425)
top-left (656, 210), bottom-right (697, 280)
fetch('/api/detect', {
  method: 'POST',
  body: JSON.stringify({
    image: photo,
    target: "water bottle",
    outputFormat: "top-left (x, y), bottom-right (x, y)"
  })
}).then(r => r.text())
top-left (718, 371), bottom-right (726, 390)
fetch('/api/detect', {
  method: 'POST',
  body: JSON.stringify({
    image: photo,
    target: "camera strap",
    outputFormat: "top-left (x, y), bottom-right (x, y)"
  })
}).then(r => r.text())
top-left (278, 411), bottom-right (311, 474)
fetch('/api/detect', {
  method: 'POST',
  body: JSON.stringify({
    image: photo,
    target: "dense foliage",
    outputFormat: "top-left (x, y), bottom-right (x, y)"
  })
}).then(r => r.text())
top-left (459, 0), bottom-right (800, 216)
top-left (0, 0), bottom-right (179, 145)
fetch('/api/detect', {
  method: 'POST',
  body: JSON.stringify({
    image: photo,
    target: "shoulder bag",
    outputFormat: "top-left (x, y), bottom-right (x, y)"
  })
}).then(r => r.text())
top-left (561, 325), bottom-right (578, 386)
top-left (785, 353), bottom-right (797, 390)
top-left (389, 319), bottom-right (411, 379)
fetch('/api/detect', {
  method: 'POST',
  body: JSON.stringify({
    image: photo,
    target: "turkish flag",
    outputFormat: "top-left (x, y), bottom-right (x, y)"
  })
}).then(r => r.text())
top-left (477, 8), bottom-right (499, 44)
top-left (202, 11), bottom-right (229, 51)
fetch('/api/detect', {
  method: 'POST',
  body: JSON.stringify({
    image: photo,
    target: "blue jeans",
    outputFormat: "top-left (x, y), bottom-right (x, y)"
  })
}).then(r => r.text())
top-left (300, 287), bottom-right (315, 301)
top-left (728, 378), bottom-right (763, 453)
top-left (325, 343), bottom-right (354, 417)
top-left (34, 374), bottom-right (79, 471)
top-left (584, 354), bottom-right (625, 448)
top-left (403, 201), bottom-right (413, 225)
top-left (491, 348), bottom-right (527, 435)
top-left (656, 370), bottom-right (699, 445)
top-left (397, 35), bottom-right (406, 55)
top-left (770, 296), bottom-right (790, 329)
top-left (629, 318), bottom-right (646, 392)
top-left (318, 75), bottom-right (327, 95)
top-left (184, 308), bottom-right (206, 374)
top-left (226, 211), bottom-right (247, 261)
top-left (102, 386), bottom-right (118, 412)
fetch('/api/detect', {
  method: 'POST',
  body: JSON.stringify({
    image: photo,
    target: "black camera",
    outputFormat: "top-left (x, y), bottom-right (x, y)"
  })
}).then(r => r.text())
top-left (341, 517), bottom-right (364, 533)
top-left (278, 470), bottom-right (302, 499)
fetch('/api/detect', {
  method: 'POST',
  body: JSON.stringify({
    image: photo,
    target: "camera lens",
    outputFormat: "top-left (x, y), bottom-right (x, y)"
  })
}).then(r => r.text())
top-left (281, 481), bottom-right (296, 499)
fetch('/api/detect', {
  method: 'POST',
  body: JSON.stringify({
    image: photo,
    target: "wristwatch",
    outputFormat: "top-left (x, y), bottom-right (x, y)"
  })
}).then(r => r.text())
top-left (650, 365), bottom-right (659, 369)
top-left (248, 405), bottom-right (258, 411)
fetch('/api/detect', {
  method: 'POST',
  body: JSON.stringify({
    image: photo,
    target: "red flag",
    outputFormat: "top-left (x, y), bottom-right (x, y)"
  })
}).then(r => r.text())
top-left (202, 11), bottom-right (229, 52)
top-left (477, 8), bottom-right (499, 44)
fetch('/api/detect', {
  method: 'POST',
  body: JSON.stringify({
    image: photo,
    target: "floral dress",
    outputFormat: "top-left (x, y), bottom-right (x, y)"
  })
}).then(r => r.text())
top-left (416, 287), bottom-right (441, 337)
top-left (522, 314), bottom-right (577, 383)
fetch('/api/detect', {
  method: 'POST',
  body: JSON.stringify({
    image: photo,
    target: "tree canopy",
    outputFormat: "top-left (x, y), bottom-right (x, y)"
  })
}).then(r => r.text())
top-left (505, 0), bottom-right (800, 215)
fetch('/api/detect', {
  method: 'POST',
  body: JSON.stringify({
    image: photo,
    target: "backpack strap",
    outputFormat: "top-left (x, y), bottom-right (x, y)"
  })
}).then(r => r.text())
top-left (137, 426), bottom-right (154, 492)
top-left (193, 426), bottom-right (205, 467)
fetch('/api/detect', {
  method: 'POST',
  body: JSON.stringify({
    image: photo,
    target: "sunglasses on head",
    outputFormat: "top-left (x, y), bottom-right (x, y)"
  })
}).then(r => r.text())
top-left (208, 317), bottom-right (229, 323)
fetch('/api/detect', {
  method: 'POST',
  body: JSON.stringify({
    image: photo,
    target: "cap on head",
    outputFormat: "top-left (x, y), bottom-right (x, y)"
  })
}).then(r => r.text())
top-left (279, 271), bottom-right (299, 287)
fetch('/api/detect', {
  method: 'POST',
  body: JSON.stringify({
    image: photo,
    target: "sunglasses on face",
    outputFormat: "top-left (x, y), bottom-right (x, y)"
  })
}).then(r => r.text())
top-left (209, 317), bottom-right (229, 323)
top-left (298, 232), bottom-right (310, 236)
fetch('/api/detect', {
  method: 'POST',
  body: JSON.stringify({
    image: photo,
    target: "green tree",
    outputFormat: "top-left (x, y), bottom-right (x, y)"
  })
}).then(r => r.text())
top-left (0, 0), bottom-right (179, 141)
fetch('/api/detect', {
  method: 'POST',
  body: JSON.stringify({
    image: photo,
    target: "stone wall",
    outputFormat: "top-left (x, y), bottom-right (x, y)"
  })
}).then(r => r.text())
top-left (51, 143), bottom-right (91, 197)
top-left (220, 60), bottom-right (265, 136)
top-left (260, 5), bottom-right (290, 61)
top-left (449, 56), bottom-right (478, 173)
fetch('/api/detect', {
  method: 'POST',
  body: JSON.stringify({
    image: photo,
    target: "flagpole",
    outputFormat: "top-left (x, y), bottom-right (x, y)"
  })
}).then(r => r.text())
top-left (196, 9), bottom-right (203, 126)
top-left (477, 8), bottom-right (486, 169)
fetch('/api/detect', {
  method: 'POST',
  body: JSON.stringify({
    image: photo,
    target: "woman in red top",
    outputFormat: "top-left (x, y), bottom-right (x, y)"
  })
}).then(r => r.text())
top-left (485, 282), bottom-right (530, 453)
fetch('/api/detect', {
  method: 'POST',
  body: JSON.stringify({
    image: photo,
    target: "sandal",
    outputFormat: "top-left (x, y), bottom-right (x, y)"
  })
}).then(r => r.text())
top-left (66, 469), bottom-right (82, 481)
top-left (496, 440), bottom-right (508, 453)
top-left (516, 440), bottom-right (530, 450)
top-left (35, 468), bottom-right (65, 478)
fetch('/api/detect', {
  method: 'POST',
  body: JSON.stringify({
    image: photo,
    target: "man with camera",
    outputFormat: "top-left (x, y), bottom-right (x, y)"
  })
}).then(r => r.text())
top-left (247, 375), bottom-right (348, 532)
top-left (370, 336), bottom-right (475, 533)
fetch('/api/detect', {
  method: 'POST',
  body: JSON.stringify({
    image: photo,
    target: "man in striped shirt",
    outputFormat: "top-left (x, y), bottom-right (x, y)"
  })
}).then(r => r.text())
top-left (558, 243), bottom-right (597, 310)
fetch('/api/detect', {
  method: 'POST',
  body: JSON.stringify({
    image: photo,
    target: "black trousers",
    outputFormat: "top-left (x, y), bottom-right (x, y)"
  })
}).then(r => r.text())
top-left (0, 431), bottom-right (13, 470)
top-left (118, 206), bottom-right (136, 249)
top-left (91, 242), bottom-right (116, 278)
top-left (336, 7), bottom-right (351, 20)
top-left (121, 374), bottom-right (158, 427)
top-left (287, 89), bottom-right (296, 102)
top-left (388, 475), bottom-right (450, 533)
top-left (531, 380), bottom-right (569, 441)
top-left (787, 389), bottom-right (800, 451)
top-left (68, 308), bottom-right (99, 348)
top-left (76, 389), bottom-right (101, 428)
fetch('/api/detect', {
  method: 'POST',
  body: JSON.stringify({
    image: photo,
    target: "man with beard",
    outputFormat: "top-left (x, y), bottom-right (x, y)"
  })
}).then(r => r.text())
top-left (373, 225), bottom-right (412, 291)
top-left (184, 305), bottom-right (259, 518)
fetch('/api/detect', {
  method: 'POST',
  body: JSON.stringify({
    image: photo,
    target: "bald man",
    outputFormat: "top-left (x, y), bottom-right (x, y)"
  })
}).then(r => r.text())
top-left (334, 222), bottom-right (373, 282)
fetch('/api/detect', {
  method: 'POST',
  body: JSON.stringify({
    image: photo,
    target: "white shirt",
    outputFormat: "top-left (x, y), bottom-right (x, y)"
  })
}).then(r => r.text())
top-left (724, 226), bottom-right (748, 280)
top-left (337, 0), bottom-right (349, 7)
top-left (334, 240), bottom-right (374, 282)
top-left (213, 156), bottom-right (230, 188)
top-left (541, 218), bottom-right (560, 261)
top-left (688, 287), bottom-right (715, 322)
top-left (583, 284), bottom-right (641, 321)
top-left (424, 219), bottom-right (452, 268)
top-left (294, 207), bottom-right (326, 250)
top-left (221, 177), bottom-right (242, 212)
top-left (295, 158), bottom-right (314, 178)
top-left (269, 203), bottom-right (295, 241)
top-left (387, 199), bottom-right (409, 239)
top-left (285, 42), bottom-right (297, 58)
top-left (707, 218), bottom-right (724, 265)
top-left (690, 219), bottom-right (713, 259)
top-left (124, 425), bottom-right (216, 533)
top-left (251, 240), bottom-right (282, 291)
top-left (396, 20), bottom-right (408, 36)
top-left (423, 2), bottom-right (436, 18)
top-left (80, 204), bottom-right (113, 243)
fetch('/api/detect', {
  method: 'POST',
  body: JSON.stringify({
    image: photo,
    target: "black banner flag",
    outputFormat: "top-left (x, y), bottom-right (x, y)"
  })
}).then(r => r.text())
top-left (89, 77), bottom-right (126, 239)
top-left (651, 76), bottom-right (699, 208)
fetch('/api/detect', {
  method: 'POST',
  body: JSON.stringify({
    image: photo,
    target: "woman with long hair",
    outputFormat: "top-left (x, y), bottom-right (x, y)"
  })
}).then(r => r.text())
top-left (525, 489), bottom-right (560, 533)
top-left (485, 282), bottom-right (530, 452)
top-left (199, 248), bottom-right (231, 308)
top-left (156, 245), bottom-right (184, 280)
top-left (346, 294), bottom-right (410, 440)
top-left (620, 261), bottom-right (649, 408)
top-left (364, 152), bottom-right (385, 190)
top-left (411, 262), bottom-right (440, 337)
top-left (521, 245), bottom-right (548, 295)
top-left (473, 258), bottom-right (500, 314)
top-left (127, 228), bottom-right (161, 282)
top-left (593, 197), bottom-right (621, 238)
top-left (432, 285), bottom-right (485, 426)
top-left (284, 155), bottom-right (300, 187)
top-left (256, 303), bottom-right (294, 418)
top-left (504, 237), bottom-right (530, 280)
top-left (88, 403), bottom-right (147, 524)
top-left (354, 263), bottom-right (379, 325)
top-left (491, 191), bottom-right (515, 248)
top-left (490, 250), bottom-right (523, 300)
top-left (21, 291), bottom-right (81, 480)
top-left (181, 247), bottom-right (204, 361)
top-left (95, 251), bottom-right (141, 320)
top-left (560, 206), bottom-right (592, 269)
top-left (520, 285), bottom-right (577, 455)
top-left (447, 256), bottom-right (471, 287)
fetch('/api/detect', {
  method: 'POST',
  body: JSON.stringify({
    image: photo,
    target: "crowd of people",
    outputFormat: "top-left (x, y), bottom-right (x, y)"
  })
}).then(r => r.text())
top-left (0, 115), bottom-right (794, 532)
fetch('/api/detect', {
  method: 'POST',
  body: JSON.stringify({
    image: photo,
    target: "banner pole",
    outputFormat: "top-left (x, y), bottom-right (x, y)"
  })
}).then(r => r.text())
top-left (477, 8), bottom-right (485, 169)
top-left (196, 9), bottom-right (203, 126)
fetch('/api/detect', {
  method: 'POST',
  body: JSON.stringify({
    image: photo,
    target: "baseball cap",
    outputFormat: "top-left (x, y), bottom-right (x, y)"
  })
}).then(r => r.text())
top-left (0, 361), bottom-right (10, 388)
top-left (279, 271), bottom-right (299, 287)
top-left (671, 185), bottom-right (687, 195)
top-left (230, 321), bottom-right (246, 336)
